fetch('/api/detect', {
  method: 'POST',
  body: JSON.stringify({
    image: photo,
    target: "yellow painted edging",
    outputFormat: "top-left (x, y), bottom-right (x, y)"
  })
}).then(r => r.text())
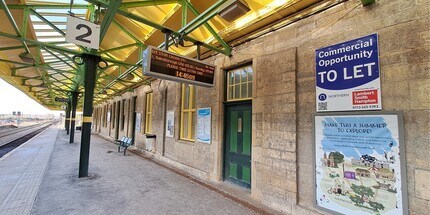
top-left (82, 117), bottom-right (92, 123)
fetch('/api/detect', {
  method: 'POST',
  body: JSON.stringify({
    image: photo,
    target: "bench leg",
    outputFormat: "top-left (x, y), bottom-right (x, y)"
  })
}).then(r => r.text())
top-left (118, 145), bottom-right (121, 152)
top-left (123, 147), bottom-right (127, 156)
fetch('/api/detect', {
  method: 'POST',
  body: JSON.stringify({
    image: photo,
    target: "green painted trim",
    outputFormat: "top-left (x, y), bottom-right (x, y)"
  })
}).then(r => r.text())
top-left (13, 63), bottom-right (75, 75)
top-left (99, 43), bottom-right (138, 54)
top-left (179, 0), bottom-right (227, 34)
top-left (0, 58), bottom-right (33, 66)
top-left (112, 20), bottom-right (144, 45)
top-left (21, 8), bottom-right (29, 39)
top-left (121, 0), bottom-right (178, 8)
top-left (7, 4), bottom-right (90, 9)
top-left (103, 57), bottom-right (140, 68)
top-left (43, 47), bottom-right (78, 71)
top-left (0, 45), bottom-right (35, 51)
top-left (181, 2), bottom-right (187, 27)
top-left (0, 31), bottom-right (82, 55)
top-left (0, 0), bottom-right (31, 53)
top-left (185, 1), bottom-right (231, 54)
top-left (99, 0), bottom-right (123, 44)
top-left (86, 0), bottom-right (230, 55)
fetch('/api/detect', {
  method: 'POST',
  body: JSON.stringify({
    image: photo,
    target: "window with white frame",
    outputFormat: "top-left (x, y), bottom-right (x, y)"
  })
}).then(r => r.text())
top-left (226, 65), bottom-right (253, 101)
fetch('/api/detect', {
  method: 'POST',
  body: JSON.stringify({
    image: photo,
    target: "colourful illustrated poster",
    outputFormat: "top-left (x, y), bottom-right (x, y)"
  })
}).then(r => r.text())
top-left (314, 112), bottom-right (407, 214)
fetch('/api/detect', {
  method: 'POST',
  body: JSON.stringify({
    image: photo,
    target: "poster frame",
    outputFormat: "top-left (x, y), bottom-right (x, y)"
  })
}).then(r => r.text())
top-left (135, 112), bottom-right (141, 132)
top-left (312, 111), bottom-right (408, 215)
top-left (196, 107), bottom-right (211, 144)
top-left (165, 110), bottom-right (174, 138)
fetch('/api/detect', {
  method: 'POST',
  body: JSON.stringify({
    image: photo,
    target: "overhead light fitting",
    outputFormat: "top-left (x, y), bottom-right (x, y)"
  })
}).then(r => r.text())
top-left (361, 0), bottom-right (376, 6)
top-left (19, 52), bottom-right (35, 64)
top-left (218, 0), bottom-right (251, 23)
top-left (125, 73), bottom-right (135, 81)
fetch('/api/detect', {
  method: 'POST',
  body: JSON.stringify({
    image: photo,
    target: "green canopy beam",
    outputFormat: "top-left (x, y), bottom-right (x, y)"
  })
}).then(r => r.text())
top-left (121, 0), bottom-right (178, 8)
top-left (0, 58), bottom-right (33, 66)
top-left (13, 64), bottom-right (75, 75)
top-left (0, 31), bottom-right (82, 55)
top-left (21, 8), bottom-right (29, 39)
top-left (99, 0), bottom-right (123, 44)
top-left (85, 0), bottom-right (230, 56)
top-left (184, 1), bottom-right (231, 53)
top-left (0, 0), bottom-right (31, 53)
top-left (43, 48), bottom-right (78, 71)
top-left (30, 8), bottom-right (66, 36)
top-left (181, 1), bottom-right (187, 27)
top-left (99, 43), bottom-right (138, 54)
top-left (112, 20), bottom-right (144, 45)
top-left (7, 4), bottom-right (90, 9)
top-left (0, 45), bottom-right (37, 51)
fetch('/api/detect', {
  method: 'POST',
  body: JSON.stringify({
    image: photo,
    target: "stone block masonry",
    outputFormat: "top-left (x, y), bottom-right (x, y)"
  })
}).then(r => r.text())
top-left (93, 0), bottom-right (430, 214)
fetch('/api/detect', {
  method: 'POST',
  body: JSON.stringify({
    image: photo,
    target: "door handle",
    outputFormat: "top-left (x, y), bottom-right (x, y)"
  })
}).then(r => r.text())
top-left (238, 118), bottom-right (242, 132)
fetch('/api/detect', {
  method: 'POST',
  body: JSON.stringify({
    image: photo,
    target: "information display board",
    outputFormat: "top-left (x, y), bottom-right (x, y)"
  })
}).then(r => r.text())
top-left (143, 46), bottom-right (216, 87)
top-left (135, 113), bottom-right (141, 132)
top-left (165, 111), bottom-right (174, 138)
top-left (316, 34), bottom-right (381, 112)
top-left (196, 108), bottom-right (211, 144)
top-left (313, 112), bottom-right (407, 215)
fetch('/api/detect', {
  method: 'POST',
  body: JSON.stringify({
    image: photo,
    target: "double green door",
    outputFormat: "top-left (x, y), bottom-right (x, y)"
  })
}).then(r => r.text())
top-left (224, 104), bottom-right (252, 188)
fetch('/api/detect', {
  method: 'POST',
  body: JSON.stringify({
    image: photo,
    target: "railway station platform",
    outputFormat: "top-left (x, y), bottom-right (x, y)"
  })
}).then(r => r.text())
top-left (0, 125), bottom-right (273, 215)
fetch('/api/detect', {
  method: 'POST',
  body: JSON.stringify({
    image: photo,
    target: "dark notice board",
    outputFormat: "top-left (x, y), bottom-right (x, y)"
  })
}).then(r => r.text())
top-left (143, 46), bottom-right (216, 87)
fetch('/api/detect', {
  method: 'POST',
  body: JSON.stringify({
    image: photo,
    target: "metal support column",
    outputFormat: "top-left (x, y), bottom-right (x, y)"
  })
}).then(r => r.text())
top-left (162, 29), bottom-right (171, 50)
top-left (196, 42), bottom-right (201, 60)
top-left (79, 53), bottom-right (100, 178)
top-left (69, 91), bottom-right (78, 144)
top-left (65, 100), bottom-right (71, 134)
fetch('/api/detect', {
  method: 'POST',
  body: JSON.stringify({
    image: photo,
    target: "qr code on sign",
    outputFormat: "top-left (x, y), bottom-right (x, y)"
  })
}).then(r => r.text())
top-left (318, 102), bottom-right (327, 110)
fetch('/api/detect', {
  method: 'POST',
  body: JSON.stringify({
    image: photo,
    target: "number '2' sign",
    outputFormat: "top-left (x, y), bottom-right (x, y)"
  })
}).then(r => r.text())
top-left (65, 15), bottom-right (100, 49)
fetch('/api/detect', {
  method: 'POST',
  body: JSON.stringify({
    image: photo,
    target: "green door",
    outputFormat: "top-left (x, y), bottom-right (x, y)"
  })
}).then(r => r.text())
top-left (224, 104), bottom-right (252, 188)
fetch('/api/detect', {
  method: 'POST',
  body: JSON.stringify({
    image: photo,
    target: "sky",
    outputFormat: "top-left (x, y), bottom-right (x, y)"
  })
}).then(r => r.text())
top-left (0, 78), bottom-right (59, 115)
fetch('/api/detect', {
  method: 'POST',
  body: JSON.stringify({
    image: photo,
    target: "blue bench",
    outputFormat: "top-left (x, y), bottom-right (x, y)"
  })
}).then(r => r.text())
top-left (114, 136), bottom-right (133, 155)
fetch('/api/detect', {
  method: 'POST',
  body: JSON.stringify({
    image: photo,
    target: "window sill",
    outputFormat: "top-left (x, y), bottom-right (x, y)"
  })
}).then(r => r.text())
top-left (178, 138), bottom-right (195, 145)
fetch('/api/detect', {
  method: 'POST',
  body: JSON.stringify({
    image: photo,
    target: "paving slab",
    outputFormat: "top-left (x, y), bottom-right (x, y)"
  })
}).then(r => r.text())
top-left (0, 127), bottom-right (58, 215)
top-left (31, 128), bottom-right (258, 215)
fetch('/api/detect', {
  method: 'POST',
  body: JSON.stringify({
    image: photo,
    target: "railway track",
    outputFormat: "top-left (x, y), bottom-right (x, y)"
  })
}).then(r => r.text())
top-left (0, 123), bottom-right (53, 158)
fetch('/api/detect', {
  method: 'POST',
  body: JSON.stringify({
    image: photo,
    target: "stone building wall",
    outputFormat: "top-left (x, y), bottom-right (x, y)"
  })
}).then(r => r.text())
top-left (93, 0), bottom-right (429, 214)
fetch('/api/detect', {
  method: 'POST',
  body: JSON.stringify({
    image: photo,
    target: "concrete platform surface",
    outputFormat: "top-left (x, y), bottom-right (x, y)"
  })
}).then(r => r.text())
top-left (0, 125), bottom-right (258, 215)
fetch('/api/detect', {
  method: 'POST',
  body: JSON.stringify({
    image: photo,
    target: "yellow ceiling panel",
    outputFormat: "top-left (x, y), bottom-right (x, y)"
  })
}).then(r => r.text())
top-left (1, 0), bottom-right (331, 109)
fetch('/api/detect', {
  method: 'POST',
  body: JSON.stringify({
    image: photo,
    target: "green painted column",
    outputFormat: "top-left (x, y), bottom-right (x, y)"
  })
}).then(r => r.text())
top-left (65, 100), bottom-right (71, 134)
top-left (79, 53), bottom-right (101, 178)
top-left (69, 91), bottom-right (78, 144)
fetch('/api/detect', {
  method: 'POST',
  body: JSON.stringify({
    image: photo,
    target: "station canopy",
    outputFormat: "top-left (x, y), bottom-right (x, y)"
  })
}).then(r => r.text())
top-left (0, 0), bottom-right (336, 110)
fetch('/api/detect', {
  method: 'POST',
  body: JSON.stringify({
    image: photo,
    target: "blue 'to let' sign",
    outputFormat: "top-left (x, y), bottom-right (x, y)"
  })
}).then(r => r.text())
top-left (316, 34), bottom-right (379, 90)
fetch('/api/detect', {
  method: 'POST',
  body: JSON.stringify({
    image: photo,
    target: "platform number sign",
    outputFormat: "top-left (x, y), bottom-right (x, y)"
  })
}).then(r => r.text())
top-left (66, 15), bottom-right (100, 49)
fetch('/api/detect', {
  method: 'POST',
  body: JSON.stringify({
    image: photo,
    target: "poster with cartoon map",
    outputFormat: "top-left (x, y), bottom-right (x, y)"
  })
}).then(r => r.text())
top-left (314, 113), bottom-right (407, 215)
